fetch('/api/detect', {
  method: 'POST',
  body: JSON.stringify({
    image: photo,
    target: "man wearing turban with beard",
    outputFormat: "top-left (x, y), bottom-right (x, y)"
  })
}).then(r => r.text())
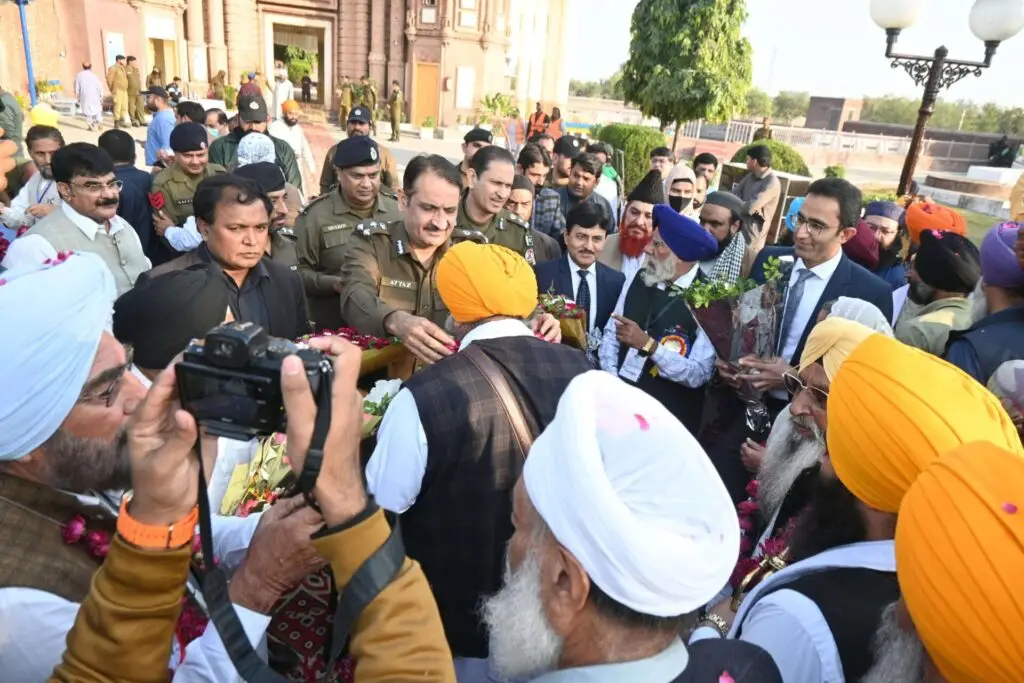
top-left (896, 229), bottom-right (980, 356)
top-left (945, 221), bottom-right (1024, 382)
top-left (693, 320), bottom-right (1021, 683)
top-left (366, 242), bottom-right (590, 676)
top-left (599, 204), bottom-right (719, 437)
top-left (598, 170), bottom-right (665, 280)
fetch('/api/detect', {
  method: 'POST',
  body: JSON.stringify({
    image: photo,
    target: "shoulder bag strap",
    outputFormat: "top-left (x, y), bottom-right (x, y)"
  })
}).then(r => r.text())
top-left (462, 344), bottom-right (535, 460)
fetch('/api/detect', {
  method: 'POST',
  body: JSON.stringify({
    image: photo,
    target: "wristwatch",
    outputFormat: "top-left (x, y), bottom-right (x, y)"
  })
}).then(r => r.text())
top-left (117, 495), bottom-right (199, 550)
top-left (696, 612), bottom-right (730, 637)
top-left (638, 337), bottom-right (657, 357)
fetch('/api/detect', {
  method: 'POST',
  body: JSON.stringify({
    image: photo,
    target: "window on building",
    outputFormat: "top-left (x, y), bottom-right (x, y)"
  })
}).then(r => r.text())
top-left (458, 0), bottom-right (477, 29)
top-left (421, 0), bottom-right (437, 24)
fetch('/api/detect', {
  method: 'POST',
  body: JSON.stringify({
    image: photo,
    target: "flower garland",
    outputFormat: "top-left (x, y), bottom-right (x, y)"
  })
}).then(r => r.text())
top-left (62, 514), bottom-right (217, 669)
top-left (728, 480), bottom-right (793, 591)
top-left (0, 227), bottom-right (51, 272)
top-left (300, 326), bottom-right (397, 350)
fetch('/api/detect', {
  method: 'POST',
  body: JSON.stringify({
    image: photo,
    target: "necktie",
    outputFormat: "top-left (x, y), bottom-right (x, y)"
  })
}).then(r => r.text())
top-left (777, 268), bottom-right (816, 356)
top-left (576, 269), bottom-right (592, 331)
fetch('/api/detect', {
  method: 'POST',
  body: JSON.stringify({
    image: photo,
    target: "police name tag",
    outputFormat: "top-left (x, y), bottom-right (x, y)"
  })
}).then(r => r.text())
top-left (381, 277), bottom-right (414, 290)
top-left (618, 348), bottom-right (646, 382)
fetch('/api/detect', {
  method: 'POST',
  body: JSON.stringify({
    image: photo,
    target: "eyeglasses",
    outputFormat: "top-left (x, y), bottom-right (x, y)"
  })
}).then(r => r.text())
top-left (783, 370), bottom-right (829, 410)
top-left (791, 213), bottom-right (835, 237)
top-left (77, 346), bottom-right (134, 408)
top-left (866, 223), bottom-right (898, 238)
top-left (71, 180), bottom-right (124, 194)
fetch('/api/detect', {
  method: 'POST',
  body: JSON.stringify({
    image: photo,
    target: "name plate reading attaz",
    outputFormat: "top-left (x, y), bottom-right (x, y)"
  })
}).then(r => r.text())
top-left (381, 277), bottom-right (415, 290)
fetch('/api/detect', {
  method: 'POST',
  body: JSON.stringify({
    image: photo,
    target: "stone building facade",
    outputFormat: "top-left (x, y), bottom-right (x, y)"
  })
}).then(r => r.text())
top-left (1, 0), bottom-right (569, 127)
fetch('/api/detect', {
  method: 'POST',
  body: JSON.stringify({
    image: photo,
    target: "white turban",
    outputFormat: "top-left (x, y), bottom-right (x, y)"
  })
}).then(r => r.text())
top-left (827, 296), bottom-right (894, 337)
top-left (0, 234), bottom-right (58, 271)
top-left (0, 252), bottom-right (116, 460)
top-left (523, 371), bottom-right (739, 616)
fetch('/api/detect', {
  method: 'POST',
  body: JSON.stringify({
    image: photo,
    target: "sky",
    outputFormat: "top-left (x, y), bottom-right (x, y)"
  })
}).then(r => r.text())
top-left (566, 0), bottom-right (1024, 108)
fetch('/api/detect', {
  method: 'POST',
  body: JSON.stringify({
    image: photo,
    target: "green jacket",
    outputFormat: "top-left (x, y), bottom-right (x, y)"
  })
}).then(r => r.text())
top-left (0, 91), bottom-right (24, 158)
top-left (208, 128), bottom-right (302, 189)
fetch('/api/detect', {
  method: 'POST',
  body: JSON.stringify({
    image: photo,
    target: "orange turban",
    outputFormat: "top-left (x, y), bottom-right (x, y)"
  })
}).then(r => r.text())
top-left (281, 100), bottom-right (300, 114)
top-left (905, 201), bottom-right (966, 245)
top-left (436, 242), bottom-right (538, 324)
top-left (897, 441), bottom-right (1024, 682)
top-left (827, 333), bottom-right (1022, 513)
top-left (799, 317), bottom-right (879, 383)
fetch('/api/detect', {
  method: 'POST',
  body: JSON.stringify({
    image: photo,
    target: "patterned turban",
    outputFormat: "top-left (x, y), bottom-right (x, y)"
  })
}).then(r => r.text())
top-left (897, 441), bottom-right (1024, 682)
top-left (436, 242), bottom-right (538, 324)
top-left (904, 201), bottom-right (966, 245)
top-left (826, 333), bottom-right (1023, 512)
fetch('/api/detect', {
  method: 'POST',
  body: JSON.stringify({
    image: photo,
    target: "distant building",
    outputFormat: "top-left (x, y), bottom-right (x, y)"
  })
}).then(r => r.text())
top-left (805, 96), bottom-right (863, 131)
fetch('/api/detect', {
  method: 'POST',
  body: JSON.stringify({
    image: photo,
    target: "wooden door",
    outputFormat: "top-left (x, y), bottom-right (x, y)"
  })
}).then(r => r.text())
top-left (413, 62), bottom-right (440, 127)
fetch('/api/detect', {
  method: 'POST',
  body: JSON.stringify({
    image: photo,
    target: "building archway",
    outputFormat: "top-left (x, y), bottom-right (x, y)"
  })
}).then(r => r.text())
top-left (261, 12), bottom-right (332, 107)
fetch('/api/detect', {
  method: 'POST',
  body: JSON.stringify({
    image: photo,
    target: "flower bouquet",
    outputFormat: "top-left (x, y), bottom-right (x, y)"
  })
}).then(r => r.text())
top-left (681, 257), bottom-right (785, 438)
top-left (361, 378), bottom-right (402, 439)
top-left (300, 327), bottom-right (410, 379)
top-left (538, 287), bottom-right (589, 352)
top-left (219, 433), bottom-right (292, 517)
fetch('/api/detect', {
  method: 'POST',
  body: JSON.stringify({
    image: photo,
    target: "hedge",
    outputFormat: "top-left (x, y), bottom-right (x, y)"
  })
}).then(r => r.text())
top-left (597, 123), bottom-right (667, 192)
top-left (731, 139), bottom-right (810, 177)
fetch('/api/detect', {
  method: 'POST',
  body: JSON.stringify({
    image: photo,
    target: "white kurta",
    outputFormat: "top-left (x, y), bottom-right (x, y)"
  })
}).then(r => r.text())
top-left (272, 79), bottom-right (295, 120)
top-left (73, 69), bottom-right (105, 122)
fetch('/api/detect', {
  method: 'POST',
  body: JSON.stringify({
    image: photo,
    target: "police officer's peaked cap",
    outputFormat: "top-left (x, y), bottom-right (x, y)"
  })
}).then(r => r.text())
top-left (554, 135), bottom-right (582, 160)
top-left (169, 122), bottom-right (209, 153)
top-left (333, 135), bottom-right (381, 168)
top-left (348, 106), bottom-right (372, 123)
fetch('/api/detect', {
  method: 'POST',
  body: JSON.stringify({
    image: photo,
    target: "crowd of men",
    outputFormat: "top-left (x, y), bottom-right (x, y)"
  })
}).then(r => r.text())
top-left (1, 78), bottom-right (1024, 683)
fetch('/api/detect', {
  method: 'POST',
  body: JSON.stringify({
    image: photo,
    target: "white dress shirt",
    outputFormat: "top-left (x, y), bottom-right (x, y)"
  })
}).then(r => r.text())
top-left (778, 249), bottom-right (843, 363)
top-left (568, 255), bottom-right (599, 334)
top-left (598, 267), bottom-right (716, 388)
top-left (166, 216), bottom-right (205, 252)
top-left (621, 252), bottom-right (646, 283)
top-left (0, 512), bottom-right (267, 683)
top-left (594, 174), bottom-right (620, 225)
top-left (532, 638), bottom-right (689, 682)
top-left (366, 318), bottom-right (534, 514)
top-left (0, 172), bottom-right (61, 229)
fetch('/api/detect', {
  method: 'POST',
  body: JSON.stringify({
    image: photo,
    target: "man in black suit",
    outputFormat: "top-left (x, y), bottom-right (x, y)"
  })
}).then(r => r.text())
top-left (135, 174), bottom-right (310, 339)
top-left (534, 201), bottom-right (625, 339)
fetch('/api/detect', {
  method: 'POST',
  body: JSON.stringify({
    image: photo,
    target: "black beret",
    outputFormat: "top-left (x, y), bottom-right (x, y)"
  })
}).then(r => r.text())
top-left (333, 135), bottom-right (381, 169)
top-left (169, 122), bottom-right (209, 153)
top-left (235, 161), bottom-right (286, 193)
top-left (554, 135), bottom-right (582, 160)
top-left (113, 265), bottom-right (231, 371)
top-left (464, 127), bottom-right (493, 144)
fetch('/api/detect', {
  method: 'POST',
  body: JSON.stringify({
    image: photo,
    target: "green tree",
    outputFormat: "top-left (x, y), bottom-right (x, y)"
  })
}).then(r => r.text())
top-left (744, 87), bottom-right (774, 119)
top-left (622, 0), bottom-right (753, 151)
top-left (771, 91), bottom-right (810, 123)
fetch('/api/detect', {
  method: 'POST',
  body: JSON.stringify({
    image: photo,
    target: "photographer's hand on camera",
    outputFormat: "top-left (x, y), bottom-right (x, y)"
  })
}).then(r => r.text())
top-left (125, 364), bottom-right (201, 526)
top-left (281, 337), bottom-right (368, 526)
top-left (229, 496), bottom-right (327, 614)
top-left (383, 310), bottom-right (455, 364)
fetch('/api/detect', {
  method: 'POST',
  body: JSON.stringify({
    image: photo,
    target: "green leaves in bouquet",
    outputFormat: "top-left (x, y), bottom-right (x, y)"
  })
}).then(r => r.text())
top-left (363, 392), bottom-right (394, 417)
top-left (674, 256), bottom-right (784, 308)
top-left (538, 285), bottom-right (585, 319)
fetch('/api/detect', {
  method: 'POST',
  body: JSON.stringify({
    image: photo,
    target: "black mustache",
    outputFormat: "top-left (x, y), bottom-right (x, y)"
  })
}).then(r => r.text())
top-left (96, 198), bottom-right (119, 206)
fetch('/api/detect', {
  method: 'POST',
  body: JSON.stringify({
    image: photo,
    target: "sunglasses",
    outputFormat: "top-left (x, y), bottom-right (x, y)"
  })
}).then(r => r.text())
top-left (77, 346), bottom-right (134, 408)
top-left (783, 370), bottom-right (829, 409)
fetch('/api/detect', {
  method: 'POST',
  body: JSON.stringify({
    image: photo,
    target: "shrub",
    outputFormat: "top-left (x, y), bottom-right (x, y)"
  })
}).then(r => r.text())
top-left (731, 139), bottom-right (810, 177)
top-left (456, 114), bottom-right (463, 125)
top-left (223, 84), bottom-right (238, 110)
top-left (824, 165), bottom-right (846, 179)
top-left (597, 123), bottom-right (666, 192)
top-left (422, 116), bottom-right (436, 128)
top-left (862, 191), bottom-right (900, 205)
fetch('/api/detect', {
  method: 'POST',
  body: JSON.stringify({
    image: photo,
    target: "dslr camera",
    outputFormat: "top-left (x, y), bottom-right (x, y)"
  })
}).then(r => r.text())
top-left (176, 322), bottom-right (333, 441)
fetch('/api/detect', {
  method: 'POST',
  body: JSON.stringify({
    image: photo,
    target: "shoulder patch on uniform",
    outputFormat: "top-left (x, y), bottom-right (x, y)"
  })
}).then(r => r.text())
top-left (379, 185), bottom-right (397, 199)
top-left (298, 192), bottom-right (331, 216)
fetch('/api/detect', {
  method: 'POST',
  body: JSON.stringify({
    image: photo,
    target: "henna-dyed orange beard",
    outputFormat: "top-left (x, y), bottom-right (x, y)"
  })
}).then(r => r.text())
top-left (619, 232), bottom-right (651, 258)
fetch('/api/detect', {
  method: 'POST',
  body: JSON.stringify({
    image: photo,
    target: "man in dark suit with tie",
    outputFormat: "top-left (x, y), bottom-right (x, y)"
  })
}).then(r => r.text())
top-left (534, 201), bottom-right (625, 343)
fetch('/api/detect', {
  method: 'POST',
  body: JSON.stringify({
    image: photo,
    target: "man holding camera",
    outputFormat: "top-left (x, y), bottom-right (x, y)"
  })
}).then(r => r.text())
top-left (136, 174), bottom-right (310, 340)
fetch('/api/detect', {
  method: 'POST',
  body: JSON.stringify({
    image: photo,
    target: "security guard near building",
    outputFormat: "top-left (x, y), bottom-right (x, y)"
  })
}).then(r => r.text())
top-left (455, 144), bottom-right (537, 264)
top-left (125, 56), bottom-right (145, 127)
top-left (337, 75), bottom-right (353, 126)
top-left (359, 75), bottom-right (378, 136)
top-left (297, 135), bottom-right (402, 330)
top-left (151, 122), bottom-right (226, 229)
top-left (318, 106), bottom-right (398, 195)
top-left (388, 80), bottom-right (403, 142)
top-left (458, 127), bottom-right (493, 189)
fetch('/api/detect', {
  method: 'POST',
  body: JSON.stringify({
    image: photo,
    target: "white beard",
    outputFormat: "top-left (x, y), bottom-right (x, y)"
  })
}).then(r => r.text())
top-left (861, 602), bottom-right (925, 683)
top-left (756, 405), bottom-right (825, 518)
top-left (481, 548), bottom-right (564, 680)
top-left (641, 254), bottom-right (680, 288)
top-left (969, 280), bottom-right (989, 325)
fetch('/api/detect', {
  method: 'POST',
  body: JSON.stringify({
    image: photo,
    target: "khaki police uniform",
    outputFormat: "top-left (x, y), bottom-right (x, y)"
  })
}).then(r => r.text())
top-left (296, 186), bottom-right (401, 330)
top-left (269, 227), bottom-right (298, 270)
top-left (318, 141), bottom-right (398, 195)
top-left (106, 64), bottom-right (129, 128)
top-left (388, 87), bottom-right (403, 141)
top-left (151, 163), bottom-right (227, 227)
top-left (127, 65), bottom-right (144, 125)
top-left (339, 220), bottom-right (488, 338)
top-left (455, 195), bottom-right (537, 264)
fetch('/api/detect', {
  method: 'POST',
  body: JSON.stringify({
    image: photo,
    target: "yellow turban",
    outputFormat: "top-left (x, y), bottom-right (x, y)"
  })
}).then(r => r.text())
top-left (897, 441), bottom-right (1024, 682)
top-left (799, 317), bottom-right (879, 382)
top-left (281, 99), bottom-right (300, 113)
top-left (827, 333), bottom-right (1022, 513)
top-left (436, 242), bottom-right (538, 324)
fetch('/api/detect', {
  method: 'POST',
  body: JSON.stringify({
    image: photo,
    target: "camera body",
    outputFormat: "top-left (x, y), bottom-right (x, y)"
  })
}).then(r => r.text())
top-left (176, 322), bottom-right (332, 441)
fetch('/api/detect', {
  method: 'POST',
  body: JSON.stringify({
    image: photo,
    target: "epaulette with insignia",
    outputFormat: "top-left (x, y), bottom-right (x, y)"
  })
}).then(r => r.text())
top-left (355, 220), bottom-right (392, 239)
top-left (276, 227), bottom-right (296, 238)
top-left (453, 228), bottom-right (489, 244)
top-left (298, 192), bottom-right (331, 216)
top-left (504, 211), bottom-right (529, 229)
top-left (379, 185), bottom-right (397, 199)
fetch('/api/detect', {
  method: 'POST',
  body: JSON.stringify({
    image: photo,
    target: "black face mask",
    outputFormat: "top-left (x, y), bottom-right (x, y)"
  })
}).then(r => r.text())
top-left (668, 196), bottom-right (689, 213)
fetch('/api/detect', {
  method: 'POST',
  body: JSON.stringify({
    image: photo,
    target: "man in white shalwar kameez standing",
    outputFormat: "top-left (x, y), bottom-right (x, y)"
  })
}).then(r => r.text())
top-left (74, 64), bottom-right (105, 131)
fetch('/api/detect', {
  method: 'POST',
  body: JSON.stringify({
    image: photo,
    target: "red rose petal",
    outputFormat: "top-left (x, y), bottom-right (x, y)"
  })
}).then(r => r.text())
top-left (1002, 502), bottom-right (1018, 514)
top-left (634, 414), bottom-right (649, 431)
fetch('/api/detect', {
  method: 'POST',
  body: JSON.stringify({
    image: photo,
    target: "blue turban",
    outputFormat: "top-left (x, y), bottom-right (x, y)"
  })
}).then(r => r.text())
top-left (864, 201), bottom-right (906, 223)
top-left (654, 204), bottom-right (718, 262)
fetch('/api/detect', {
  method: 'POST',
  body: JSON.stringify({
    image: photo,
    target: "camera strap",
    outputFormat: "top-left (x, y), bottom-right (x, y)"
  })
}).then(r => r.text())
top-left (296, 361), bottom-right (334, 512)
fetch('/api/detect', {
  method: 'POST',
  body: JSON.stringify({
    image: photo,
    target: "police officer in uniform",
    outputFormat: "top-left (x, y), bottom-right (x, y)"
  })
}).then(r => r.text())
top-left (337, 75), bottom-right (353, 126)
top-left (235, 161), bottom-right (299, 270)
top-left (455, 145), bottom-right (537, 264)
top-left (458, 127), bottom-right (493, 189)
top-left (151, 122), bottom-right (226, 233)
top-left (298, 135), bottom-right (402, 330)
top-left (318, 106), bottom-right (398, 196)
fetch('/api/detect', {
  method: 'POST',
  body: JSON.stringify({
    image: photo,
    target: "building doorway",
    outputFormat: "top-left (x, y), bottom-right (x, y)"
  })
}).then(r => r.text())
top-left (146, 39), bottom-right (177, 83)
top-left (413, 62), bottom-right (440, 128)
top-left (263, 14), bottom-right (332, 108)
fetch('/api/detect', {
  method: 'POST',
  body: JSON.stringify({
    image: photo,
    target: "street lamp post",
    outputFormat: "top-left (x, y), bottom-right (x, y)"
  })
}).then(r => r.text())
top-left (870, 0), bottom-right (1024, 196)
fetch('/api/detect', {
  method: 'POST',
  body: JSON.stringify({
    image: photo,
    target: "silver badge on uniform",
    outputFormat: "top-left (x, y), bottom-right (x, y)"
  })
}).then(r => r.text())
top-left (370, 147), bottom-right (378, 162)
top-left (396, 239), bottom-right (405, 255)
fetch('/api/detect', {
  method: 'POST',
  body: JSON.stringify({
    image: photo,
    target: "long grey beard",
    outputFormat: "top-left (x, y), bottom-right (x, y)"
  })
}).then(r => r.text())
top-left (861, 602), bottom-right (925, 683)
top-left (641, 253), bottom-right (680, 288)
top-left (480, 548), bottom-right (564, 680)
top-left (756, 406), bottom-right (825, 517)
top-left (969, 280), bottom-right (989, 325)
